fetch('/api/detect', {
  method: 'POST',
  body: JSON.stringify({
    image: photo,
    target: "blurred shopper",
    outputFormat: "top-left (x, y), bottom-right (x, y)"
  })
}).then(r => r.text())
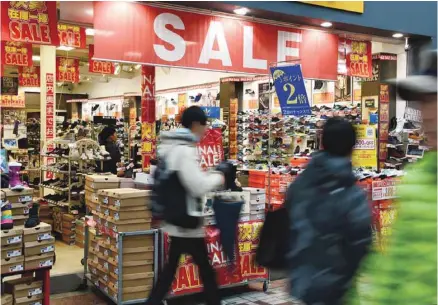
top-left (147, 106), bottom-right (225, 305)
top-left (285, 117), bottom-right (372, 305)
top-left (98, 126), bottom-right (121, 174)
top-left (352, 50), bottom-right (437, 305)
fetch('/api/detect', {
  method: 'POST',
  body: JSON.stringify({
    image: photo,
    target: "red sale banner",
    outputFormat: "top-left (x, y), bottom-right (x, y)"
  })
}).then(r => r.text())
top-left (197, 128), bottom-right (224, 170)
top-left (58, 23), bottom-right (86, 49)
top-left (344, 39), bottom-right (372, 78)
top-left (18, 66), bottom-right (40, 87)
top-left (141, 66), bottom-right (156, 171)
top-left (93, 2), bottom-right (338, 80)
top-left (88, 44), bottom-right (115, 74)
top-left (1, 1), bottom-right (59, 45)
top-left (1, 41), bottom-right (32, 67)
top-left (164, 222), bottom-right (268, 296)
top-left (45, 73), bottom-right (55, 179)
top-left (56, 57), bottom-right (80, 83)
top-left (0, 93), bottom-right (25, 108)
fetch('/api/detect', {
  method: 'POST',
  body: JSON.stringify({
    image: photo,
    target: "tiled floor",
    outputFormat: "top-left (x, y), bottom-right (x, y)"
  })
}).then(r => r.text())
top-left (50, 280), bottom-right (302, 305)
top-left (52, 241), bottom-right (84, 276)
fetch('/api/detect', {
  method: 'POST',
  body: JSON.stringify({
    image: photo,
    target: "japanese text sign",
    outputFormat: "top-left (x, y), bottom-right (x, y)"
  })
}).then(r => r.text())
top-left (372, 179), bottom-right (398, 201)
top-left (352, 124), bottom-right (377, 169)
top-left (18, 66), bottom-right (40, 87)
top-left (56, 57), bottom-right (79, 83)
top-left (58, 23), bottom-right (86, 49)
top-left (0, 93), bottom-right (25, 108)
top-left (1, 41), bottom-right (32, 67)
top-left (345, 39), bottom-right (372, 78)
top-left (88, 44), bottom-right (115, 74)
top-left (1, 1), bottom-right (59, 45)
top-left (270, 65), bottom-right (311, 116)
top-left (45, 73), bottom-right (55, 178)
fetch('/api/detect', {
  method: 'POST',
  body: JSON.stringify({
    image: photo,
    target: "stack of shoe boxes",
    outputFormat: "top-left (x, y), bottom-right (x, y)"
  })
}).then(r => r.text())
top-left (61, 213), bottom-right (78, 245)
top-left (23, 223), bottom-right (55, 270)
top-left (4, 277), bottom-right (43, 305)
top-left (3, 188), bottom-right (33, 226)
top-left (85, 175), bottom-right (120, 214)
top-left (0, 294), bottom-right (13, 305)
top-left (1, 227), bottom-right (24, 274)
top-left (203, 191), bottom-right (251, 226)
top-left (243, 187), bottom-right (267, 221)
top-left (75, 218), bottom-right (85, 248)
top-left (88, 188), bottom-right (154, 303)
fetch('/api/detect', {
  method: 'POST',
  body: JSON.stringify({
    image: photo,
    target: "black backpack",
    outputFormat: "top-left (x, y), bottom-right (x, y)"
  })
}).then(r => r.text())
top-left (151, 149), bottom-right (200, 229)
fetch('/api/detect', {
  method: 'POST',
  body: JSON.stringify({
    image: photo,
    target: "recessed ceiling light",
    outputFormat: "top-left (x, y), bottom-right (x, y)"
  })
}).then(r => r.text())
top-left (57, 46), bottom-right (75, 51)
top-left (234, 7), bottom-right (249, 15)
top-left (85, 28), bottom-right (95, 36)
top-left (32, 55), bottom-right (40, 61)
top-left (392, 33), bottom-right (403, 38)
top-left (321, 22), bottom-right (333, 28)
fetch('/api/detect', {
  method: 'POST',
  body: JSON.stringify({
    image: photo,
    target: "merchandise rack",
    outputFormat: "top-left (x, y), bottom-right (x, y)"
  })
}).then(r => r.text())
top-left (81, 224), bottom-right (160, 305)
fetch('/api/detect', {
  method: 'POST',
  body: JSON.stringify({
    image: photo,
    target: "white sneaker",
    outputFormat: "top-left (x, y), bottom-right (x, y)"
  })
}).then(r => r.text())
top-left (100, 145), bottom-right (110, 156)
top-left (80, 152), bottom-right (87, 160)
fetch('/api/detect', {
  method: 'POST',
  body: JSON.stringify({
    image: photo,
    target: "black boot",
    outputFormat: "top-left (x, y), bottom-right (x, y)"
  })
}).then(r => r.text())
top-left (25, 202), bottom-right (41, 228)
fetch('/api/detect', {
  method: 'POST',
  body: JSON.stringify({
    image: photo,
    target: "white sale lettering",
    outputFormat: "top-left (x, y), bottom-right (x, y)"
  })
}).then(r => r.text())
top-left (243, 26), bottom-right (267, 69)
top-left (198, 21), bottom-right (232, 66)
top-left (153, 13), bottom-right (186, 62)
top-left (198, 145), bottom-right (221, 169)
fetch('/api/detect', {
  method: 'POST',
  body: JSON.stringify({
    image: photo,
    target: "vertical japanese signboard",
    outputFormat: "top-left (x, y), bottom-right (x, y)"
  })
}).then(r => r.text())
top-left (56, 57), bottom-right (79, 83)
top-left (18, 66), bottom-right (40, 87)
top-left (345, 39), bottom-right (372, 78)
top-left (352, 124), bottom-right (378, 169)
top-left (1, 1), bottom-right (59, 45)
top-left (141, 66), bottom-right (156, 171)
top-left (1, 41), bottom-right (32, 66)
top-left (45, 73), bottom-right (55, 179)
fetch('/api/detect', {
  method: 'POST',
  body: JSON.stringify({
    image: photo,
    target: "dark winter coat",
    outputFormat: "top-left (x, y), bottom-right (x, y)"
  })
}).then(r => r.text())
top-left (103, 141), bottom-right (121, 174)
top-left (285, 151), bottom-right (372, 305)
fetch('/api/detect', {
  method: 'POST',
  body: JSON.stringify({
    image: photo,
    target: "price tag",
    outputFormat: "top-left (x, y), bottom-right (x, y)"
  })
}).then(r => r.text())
top-left (115, 200), bottom-right (121, 207)
top-left (115, 267), bottom-right (119, 275)
top-left (104, 249), bottom-right (109, 256)
top-left (28, 288), bottom-right (42, 296)
top-left (19, 195), bottom-right (32, 202)
top-left (23, 207), bottom-right (29, 214)
top-left (104, 262), bottom-right (109, 270)
top-left (37, 233), bottom-right (52, 241)
top-left (354, 139), bottom-right (375, 150)
top-left (10, 264), bottom-right (24, 272)
top-left (6, 250), bottom-right (21, 257)
top-left (104, 209), bottom-right (110, 216)
top-left (7, 236), bottom-right (22, 244)
top-left (39, 259), bottom-right (53, 267)
top-left (103, 197), bottom-right (109, 204)
top-left (112, 225), bottom-right (118, 232)
top-left (372, 180), bottom-right (397, 200)
top-left (41, 245), bottom-right (54, 253)
top-left (114, 213), bottom-right (120, 221)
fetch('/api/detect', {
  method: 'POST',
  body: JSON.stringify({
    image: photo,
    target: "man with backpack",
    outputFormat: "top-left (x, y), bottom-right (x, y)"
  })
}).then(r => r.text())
top-left (148, 106), bottom-right (225, 305)
top-left (285, 117), bottom-right (372, 305)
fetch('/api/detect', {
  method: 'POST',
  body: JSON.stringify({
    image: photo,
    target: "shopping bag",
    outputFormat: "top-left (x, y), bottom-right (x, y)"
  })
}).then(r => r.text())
top-left (212, 197), bottom-right (243, 262)
top-left (256, 206), bottom-right (290, 270)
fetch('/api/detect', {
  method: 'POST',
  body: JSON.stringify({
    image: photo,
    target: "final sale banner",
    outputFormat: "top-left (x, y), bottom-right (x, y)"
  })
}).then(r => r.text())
top-left (18, 66), bottom-right (40, 87)
top-left (164, 222), bottom-right (268, 296)
top-left (1, 41), bottom-right (32, 67)
top-left (197, 128), bottom-right (224, 170)
top-left (56, 57), bottom-right (79, 83)
top-left (58, 23), bottom-right (86, 49)
top-left (1, 1), bottom-right (59, 45)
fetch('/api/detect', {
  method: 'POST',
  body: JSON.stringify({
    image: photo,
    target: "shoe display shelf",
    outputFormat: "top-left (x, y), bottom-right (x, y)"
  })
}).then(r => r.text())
top-left (129, 123), bottom-right (143, 170)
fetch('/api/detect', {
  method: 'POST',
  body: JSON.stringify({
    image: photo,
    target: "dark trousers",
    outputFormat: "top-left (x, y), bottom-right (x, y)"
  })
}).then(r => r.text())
top-left (146, 236), bottom-right (221, 305)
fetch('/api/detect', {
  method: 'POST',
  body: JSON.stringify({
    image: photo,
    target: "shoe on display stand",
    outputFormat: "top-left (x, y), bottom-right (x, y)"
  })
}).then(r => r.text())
top-left (8, 161), bottom-right (24, 191)
top-left (25, 202), bottom-right (40, 228)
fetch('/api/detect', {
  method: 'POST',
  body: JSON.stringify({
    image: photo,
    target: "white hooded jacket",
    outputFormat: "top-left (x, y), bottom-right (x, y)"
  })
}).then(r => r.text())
top-left (158, 128), bottom-right (223, 238)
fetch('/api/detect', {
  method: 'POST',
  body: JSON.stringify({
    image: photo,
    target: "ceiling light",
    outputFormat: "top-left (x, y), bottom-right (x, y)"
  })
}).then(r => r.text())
top-left (234, 7), bottom-right (249, 15)
top-left (321, 22), bottom-right (333, 28)
top-left (134, 64), bottom-right (141, 70)
top-left (114, 64), bottom-right (121, 75)
top-left (32, 55), bottom-right (40, 61)
top-left (57, 46), bottom-right (75, 51)
top-left (392, 33), bottom-right (403, 38)
top-left (85, 28), bottom-right (95, 36)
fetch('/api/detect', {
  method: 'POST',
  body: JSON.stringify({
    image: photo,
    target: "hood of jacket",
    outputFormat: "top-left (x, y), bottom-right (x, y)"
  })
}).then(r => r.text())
top-left (158, 128), bottom-right (197, 159)
top-left (304, 151), bottom-right (356, 191)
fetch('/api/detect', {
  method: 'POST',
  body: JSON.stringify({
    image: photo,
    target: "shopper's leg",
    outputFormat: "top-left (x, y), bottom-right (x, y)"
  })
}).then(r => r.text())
top-left (145, 236), bottom-right (183, 305)
top-left (189, 238), bottom-right (221, 305)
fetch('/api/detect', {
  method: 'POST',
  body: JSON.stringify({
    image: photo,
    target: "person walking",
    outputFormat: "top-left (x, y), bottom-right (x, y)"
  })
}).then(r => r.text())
top-left (351, 50), bottom-right (437, 305)
top-left (285, 117), bottom-right (372, 305)
top-left (146, 106), bottom-right (225, 305)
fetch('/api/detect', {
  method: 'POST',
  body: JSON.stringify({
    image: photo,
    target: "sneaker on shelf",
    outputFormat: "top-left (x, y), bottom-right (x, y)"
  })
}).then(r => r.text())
top-left (403, 120), bottom-right (420, 131)
top-left (389, 147), bottom-right (406, 159)
top-left (388, 136), bottom-right (402, 146)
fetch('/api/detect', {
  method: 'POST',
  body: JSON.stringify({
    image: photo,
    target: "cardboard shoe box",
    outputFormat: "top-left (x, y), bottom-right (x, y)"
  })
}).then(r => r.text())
top-left (1, 227), bottom-right (23, 246)
top-left (25, 253), bottom-right (54, 270)
top-left (107, 205), bottom-right (152, 221)
top-left (1, 294), bottom-right (13, 305)
top-left (4, 277), bottom-right (43, 299)
top-left (98, 188), bottom-right (151, 208)
top-left (85, 175), bottom-right (119, 189)
top-left (1, 188), bottom-right (33, 204)
top-left (15, 294), bottom-right (43, 305)
top-left (13, 215), bottom-right (27, 227)
top-left (1, 256), bottom-right (24, 273)
top-left (11, 202), bottom-right (31, 216)
top-left (24, 237), bottom-right (55, 256)
top-left (1, 243), bottom-right (23, 259)
top-left (107, 281), bottom-right (152, 302)
top-left (23, 223), bottom-right (52, 243)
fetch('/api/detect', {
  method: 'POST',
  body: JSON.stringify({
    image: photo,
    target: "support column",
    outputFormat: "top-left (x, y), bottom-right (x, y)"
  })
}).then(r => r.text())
top-left (140, 66), bottom-right (156, 172)
top-left (40, 45), bottom-right (56, 179)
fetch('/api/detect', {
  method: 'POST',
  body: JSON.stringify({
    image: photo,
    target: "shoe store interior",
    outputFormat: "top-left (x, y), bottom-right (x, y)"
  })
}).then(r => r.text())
top-left (0, 12), bottom-right (428, 303)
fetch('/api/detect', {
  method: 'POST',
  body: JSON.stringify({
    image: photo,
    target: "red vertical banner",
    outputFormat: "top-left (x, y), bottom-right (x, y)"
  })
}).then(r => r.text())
top-left (57, 23), bottom-right (86, 49)
top-left (56, 57), bottom-right (80, 83)
top-left (18, 66), bottom-right (40, 87)
top-left (45, 73), bottom-right (55, 179)
top-left (141, 66), bottom-right (156, 171)
top-left (345, 39), bottom-right (372, 78)
top-left (378, 84), bottom-right (390, 169)
top-left (1, 41), bottom-right (33, 66)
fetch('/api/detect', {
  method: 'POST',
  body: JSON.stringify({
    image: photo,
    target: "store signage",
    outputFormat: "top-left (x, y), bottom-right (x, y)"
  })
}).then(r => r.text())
top-left (299, 1), bottom-right (364, 13)
top-left (404, 106), bottom-right (422, 123)
top-left (0, 1), bottom-right (59, 45)
top-left (345, 39), bottom-right (372, 78)
top-left (270, 65), bottom-right (311, 116)
top-left (197, 128), bottom-right (224, 170)
top-left (56, 57), bottom-right (79, 83)
top-left (200, 107), bottom-right (221, 119)
top-left (1, 77), bottom-right (18, 95)
top-left (352, 124), bottom-right (377, 169)
top-left (88, 44), bottom-right (115, 74)
top-left (18, 66), bottom-right (40, 87)
top-left (0, 93), bottom-right (25, 108)
top-left (93, 2), bottom-right (339, 80)
top-left (372, 179), bottom-right (397, 201)
top-left (1, 41), bottom-right (32, 67)
top-left (141, 66), bottom-right (157, 171)
top-left (58, 23), bottom-right (86, 49)
top-left (45, 73), bottom-right (55, 179)
top-left (165, 222), bottom-right (268, 296)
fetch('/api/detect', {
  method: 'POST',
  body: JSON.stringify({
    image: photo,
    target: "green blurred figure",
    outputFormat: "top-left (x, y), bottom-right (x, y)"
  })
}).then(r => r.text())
top-left (353, 50), bottom-right (437, 305)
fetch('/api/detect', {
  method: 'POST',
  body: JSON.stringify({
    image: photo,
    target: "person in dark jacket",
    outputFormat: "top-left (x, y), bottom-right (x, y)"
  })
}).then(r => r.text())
top-left (285, 117), bottom-right (372, 305)
top-left (98, 126), bottom-right (121, 174)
